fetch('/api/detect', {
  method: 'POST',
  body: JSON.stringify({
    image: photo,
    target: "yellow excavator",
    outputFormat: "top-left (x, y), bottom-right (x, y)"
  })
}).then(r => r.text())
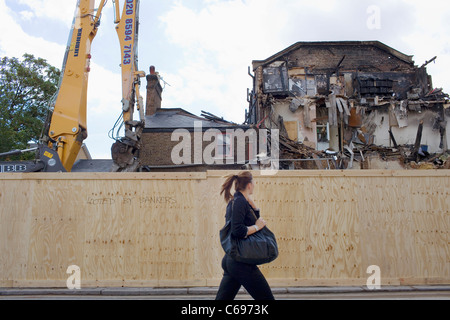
top-left (10, 0), bottom-right (146, 172)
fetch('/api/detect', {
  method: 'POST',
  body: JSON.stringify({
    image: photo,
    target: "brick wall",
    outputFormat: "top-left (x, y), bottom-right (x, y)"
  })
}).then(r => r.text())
top-left (286, 44), bottom-right (414, 73)
top-left (140, 132), bottom-right (176, 166)
top-left (140, 130), bottom-right (254, 168)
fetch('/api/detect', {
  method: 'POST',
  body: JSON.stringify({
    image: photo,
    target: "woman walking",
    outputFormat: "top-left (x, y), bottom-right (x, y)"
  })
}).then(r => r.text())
top-left (215, 171), bottom-right (275, 301)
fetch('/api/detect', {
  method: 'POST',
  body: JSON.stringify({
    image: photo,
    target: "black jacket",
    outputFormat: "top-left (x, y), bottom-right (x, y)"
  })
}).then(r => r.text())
top-left (225, 191), bottom-right (261, 240)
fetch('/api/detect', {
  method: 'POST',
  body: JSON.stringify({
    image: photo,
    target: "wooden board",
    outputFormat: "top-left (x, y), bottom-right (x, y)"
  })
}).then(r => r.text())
top-left (0, 170), bottom-right (449, 288)
top-left (284, 121), bottom-right (299, 142)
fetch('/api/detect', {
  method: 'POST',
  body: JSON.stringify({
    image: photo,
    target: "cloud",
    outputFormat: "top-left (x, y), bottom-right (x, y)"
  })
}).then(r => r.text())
top-left (161, 0), bottom-right (289, 63)
top-left (19, 10), bottom-right (34, 21)
top-left (16, 0), bottom-right (76, 27)
top-left (159, 0), bottom-right (292, 122)
top-left (87, 62), bottom-right (122, 115)
top-left (397, 0), bottom-right (450, 92)
top-left (0, 0), bottom-right (122, 159)
top-left (0, 0), bottom-right (65, 66)
top-left (159, 0), bottom-right (450, 125)
top-left (84, 62), bottom-right (122, 158)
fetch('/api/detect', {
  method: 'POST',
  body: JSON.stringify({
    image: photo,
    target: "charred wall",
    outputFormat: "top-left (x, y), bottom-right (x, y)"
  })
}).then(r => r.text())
top-left (248, 41), bottom-right (449, 169)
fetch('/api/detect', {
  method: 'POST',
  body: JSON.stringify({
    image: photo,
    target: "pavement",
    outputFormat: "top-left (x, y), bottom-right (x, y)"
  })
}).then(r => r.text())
top-left (1, 285), bottom-right (449, 300)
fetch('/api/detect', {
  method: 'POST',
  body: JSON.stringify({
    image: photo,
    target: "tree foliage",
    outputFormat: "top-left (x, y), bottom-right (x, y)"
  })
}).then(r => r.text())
top-left (0, 53), bottom-right (60, 159)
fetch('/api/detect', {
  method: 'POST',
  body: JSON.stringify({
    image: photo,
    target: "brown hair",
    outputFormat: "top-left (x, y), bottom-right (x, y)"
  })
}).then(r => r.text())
top-left (220, 171), bottom-right (253, 202)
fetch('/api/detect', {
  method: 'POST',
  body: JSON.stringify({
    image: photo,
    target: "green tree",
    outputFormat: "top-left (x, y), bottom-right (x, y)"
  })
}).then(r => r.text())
top-left (0, 53), bottom-right (60, 160)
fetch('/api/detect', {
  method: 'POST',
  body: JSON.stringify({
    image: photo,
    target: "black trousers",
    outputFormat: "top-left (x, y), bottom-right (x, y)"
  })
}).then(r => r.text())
top-left (215, 255), bottom-right (275, 300)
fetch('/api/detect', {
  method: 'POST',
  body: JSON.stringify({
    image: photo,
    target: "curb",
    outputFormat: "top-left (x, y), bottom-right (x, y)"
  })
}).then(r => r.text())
top-left (1, 286), bottom-right (449, 297)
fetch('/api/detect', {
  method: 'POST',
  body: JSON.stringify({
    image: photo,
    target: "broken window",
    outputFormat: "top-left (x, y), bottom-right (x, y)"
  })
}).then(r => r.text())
top-left (289, 77), bottom-right (317, 97)
top-left (315, 74), bottom-right (329, 95)
top-left (316, 107), bottom-right (330, 151)
top-left (263, 63), bottom-right (289, 95)
top-left (317, 123), bottom-right (330, 151)
top-left (359, 77), bottom-right (394, 96)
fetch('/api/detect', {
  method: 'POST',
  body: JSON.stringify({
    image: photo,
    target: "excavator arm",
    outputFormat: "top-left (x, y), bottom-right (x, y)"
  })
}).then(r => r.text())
top-left (41, 0), bottom-right (101, 172)
top-left (38, 0), bottom-right (145, 172)
top-left (110, 0), bottom-right (146, 172)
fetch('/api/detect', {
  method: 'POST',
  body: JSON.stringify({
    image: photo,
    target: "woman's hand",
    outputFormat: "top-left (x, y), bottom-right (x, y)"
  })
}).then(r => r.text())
top-left (247, 218), bottom-right (266, 236)
top-left (255, 218), bottom-right (266, 231)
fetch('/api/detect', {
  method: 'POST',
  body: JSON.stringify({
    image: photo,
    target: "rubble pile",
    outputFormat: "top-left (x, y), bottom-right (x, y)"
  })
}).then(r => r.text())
top-left (356, 144), bottom-right (450, 170)
top-left (276, 134), bottom-right (335, 169)
top-left (248, 41), bottom-right (450, 171)
top-left (276, 131), bottom-right (450, 170)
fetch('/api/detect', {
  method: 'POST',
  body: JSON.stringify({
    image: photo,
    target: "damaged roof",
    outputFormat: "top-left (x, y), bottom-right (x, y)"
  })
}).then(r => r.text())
top-left (144, 108), bottom-right (247, 132)
top-left (252, 41), bottom-right (415, 69)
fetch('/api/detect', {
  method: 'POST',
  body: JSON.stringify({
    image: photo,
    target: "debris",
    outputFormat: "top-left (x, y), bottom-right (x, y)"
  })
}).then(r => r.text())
top-left (276, 132), bottom-right (335, 169)
top-left (421, 56), bottom-right (437, 68)
top-left (289, 98), bottom-right (303, 113)
top-left (411, 120), bottom-right (424, 162)
top-left (409, 162), bottom-right (436, 170)
top-left (388, 129), bottom-right (399, 149)
top-left (200, 111), bottom-right (234, 124)
top-left (249, 41), bottom-right (450, 170)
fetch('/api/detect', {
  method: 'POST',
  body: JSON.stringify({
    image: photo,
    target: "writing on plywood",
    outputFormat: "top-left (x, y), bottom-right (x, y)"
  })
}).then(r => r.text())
top-left (87, 192), bottom-right (178, 208)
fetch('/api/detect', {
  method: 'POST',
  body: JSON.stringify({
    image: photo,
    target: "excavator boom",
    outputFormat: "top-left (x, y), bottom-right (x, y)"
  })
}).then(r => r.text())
top-left (42, 0), bottom-right (100, 172)
top-left (111, 0), bottom-right (146, 172)
top-left (37, 0), bottom-right (145, 172)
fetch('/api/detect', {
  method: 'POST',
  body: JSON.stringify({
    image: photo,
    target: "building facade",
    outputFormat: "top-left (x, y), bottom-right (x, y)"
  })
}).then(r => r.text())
top-left (247, 41), bottom-right (449, 168)
top-left (140, 67), bottom-right (256, 172)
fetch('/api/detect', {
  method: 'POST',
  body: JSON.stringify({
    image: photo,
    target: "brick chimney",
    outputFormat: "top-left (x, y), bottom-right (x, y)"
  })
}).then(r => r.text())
top-left (146, 66), bottom-right (163, 116)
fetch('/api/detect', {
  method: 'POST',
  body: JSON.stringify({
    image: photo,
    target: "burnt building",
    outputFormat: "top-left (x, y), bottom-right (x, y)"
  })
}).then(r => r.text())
top-left (247, 41), bottom-right (449, 169)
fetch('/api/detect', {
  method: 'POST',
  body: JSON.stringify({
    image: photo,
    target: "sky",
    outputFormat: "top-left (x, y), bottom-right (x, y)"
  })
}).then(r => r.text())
top-left (1, 0), bottom-right (450, 159)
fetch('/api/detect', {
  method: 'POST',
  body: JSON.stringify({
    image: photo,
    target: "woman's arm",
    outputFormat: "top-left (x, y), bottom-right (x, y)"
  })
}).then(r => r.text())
top-left (231, 198), bottom-right (266, 239)
top-left (246, 218), bottom-right (266, 236)
top-left (246, 197), bottom-right (265, 235)
top-left (231, 198), bottom-right (252, 239)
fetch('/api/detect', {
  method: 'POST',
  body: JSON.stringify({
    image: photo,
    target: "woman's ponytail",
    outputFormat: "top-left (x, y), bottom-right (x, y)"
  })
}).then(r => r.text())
top-left (220, 174), bottom-right (238, 203)
top-left (220, 171), bottom-right (253, 202)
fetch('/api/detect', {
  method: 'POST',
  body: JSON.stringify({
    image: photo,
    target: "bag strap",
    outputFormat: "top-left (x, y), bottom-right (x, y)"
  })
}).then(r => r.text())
top-left (231, 198), bottom-right (258, 224)
top-left (249, 208), bottom-right (258, 223)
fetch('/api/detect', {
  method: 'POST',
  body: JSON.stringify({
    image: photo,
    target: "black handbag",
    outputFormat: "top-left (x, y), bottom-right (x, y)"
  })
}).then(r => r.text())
top-left (220, 200), bottom-right (278, 265)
